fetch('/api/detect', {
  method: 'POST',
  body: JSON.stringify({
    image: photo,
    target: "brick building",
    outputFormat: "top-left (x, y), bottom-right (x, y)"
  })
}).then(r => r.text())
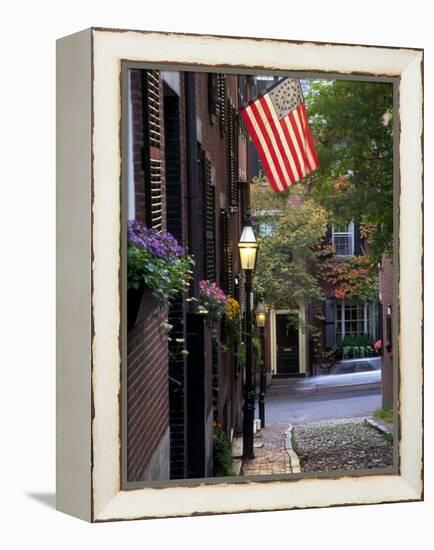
top-left (125, 68), bottom-right (252, 482)
top-left (254, 187), bottom-right (382, 381)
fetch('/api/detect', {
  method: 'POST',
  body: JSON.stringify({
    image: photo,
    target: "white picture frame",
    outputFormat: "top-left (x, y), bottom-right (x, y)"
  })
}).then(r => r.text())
top-left (56, 27), bottom-right (423, 522)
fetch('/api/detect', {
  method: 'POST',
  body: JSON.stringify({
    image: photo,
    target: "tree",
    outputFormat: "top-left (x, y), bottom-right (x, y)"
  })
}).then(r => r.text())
top-left (305, 79), bottom-right (394, 258)
top-left (251, 177), bottom-right (329, 309)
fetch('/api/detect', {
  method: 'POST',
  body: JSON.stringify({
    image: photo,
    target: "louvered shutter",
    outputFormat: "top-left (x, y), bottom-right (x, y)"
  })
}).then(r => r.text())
top-left (324, 298), bottom-right (336, 348)
top-left (204, 154), bottom-right (216, 282)
top-left (217, 74), bottom-right (227, 136)
top-left (141, 70), bottom-right (163, 231)
top-left (220, 210), bottom-right (233, 296)
top-left (228, 105), bottom-right (239, 209)
top-left (208, 73), bottom-right (220, 118)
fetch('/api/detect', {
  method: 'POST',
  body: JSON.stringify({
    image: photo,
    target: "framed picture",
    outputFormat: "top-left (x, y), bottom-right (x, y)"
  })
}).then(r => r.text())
top-left (56, 28), bottom-right (423, 522)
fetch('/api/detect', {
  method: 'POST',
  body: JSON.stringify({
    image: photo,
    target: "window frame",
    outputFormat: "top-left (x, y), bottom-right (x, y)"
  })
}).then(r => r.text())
top-left (332, 221), bottom-right (355, 256)
top-left (336, 299), bottom-right (371, 339)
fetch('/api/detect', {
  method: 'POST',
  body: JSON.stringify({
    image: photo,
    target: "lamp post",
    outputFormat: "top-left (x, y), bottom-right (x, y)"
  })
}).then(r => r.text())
top-left (238, 218), bottom-right (258, 460)
top-left (255, 300), bottom-right (267, 429)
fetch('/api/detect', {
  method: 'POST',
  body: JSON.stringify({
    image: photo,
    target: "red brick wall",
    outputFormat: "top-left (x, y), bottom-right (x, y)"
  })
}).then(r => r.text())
top-left (126, 70), bottom-right (170, 482)
top-left (127, 306), bottom-right (169, 480)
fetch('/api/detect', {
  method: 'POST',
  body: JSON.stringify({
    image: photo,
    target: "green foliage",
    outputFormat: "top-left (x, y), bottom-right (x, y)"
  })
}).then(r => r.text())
top-left (312, 340), bottom-right (337, 371)
top-left (336, 334), bottom-right (373, 349)
top-left (235, 342), bottom-right (246, 368)
top-left (252, 335), bottom-right (262, 366)
top-left (213, 422), bottom-right (234, 477)
top-left (305, 79), bottom-right (394, 258)
top-left (321, 255), bottom-right (379, 301)
top-left (336, 334), bottom-right (375, 359)
top-left (373, 408), bottom-right (394, 423)
top-left (127, 245), bottom-right (194, 306)
top-left (252, 181), bottom-right (329, 310)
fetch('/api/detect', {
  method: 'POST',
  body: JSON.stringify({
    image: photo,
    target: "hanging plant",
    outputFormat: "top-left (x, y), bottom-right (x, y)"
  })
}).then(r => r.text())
top-left (127, 221), bottom-right (194, 307)
top-left (198, 280), bottom-right (229, 330)
top-left (225, 298), bottom-right (242, 343)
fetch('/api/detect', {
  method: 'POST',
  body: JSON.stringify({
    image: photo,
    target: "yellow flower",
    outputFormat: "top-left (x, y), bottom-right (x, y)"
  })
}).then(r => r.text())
top-left (226, 298), bottom-right (240, 320)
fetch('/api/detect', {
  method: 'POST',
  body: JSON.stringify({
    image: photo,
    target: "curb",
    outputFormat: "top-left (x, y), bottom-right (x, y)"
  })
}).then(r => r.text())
top-left (284, 424), bottom-right (301, 473)
top-left (365, 417), bottom-right (393, 436)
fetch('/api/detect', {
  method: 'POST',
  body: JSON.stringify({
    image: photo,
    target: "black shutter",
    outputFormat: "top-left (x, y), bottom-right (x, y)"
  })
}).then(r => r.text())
top-left (141, 70), bottom-right (162, 230)
top-left (353, 222), bottom-right (362, 256)
top-left (234, 275), bottom-right (241, 305)
top-left (220, 210), bottom-right (233, 295)
top-left (324, 224), bottom-right (332, 245)
top-left (228, 105), bottom-right (239, 209)
top-left (208, 73), bottom-right (220, 118)
top-left (324, 298), bottom-right (336, 348)
top-left (204, 154), bottom-right (216, 282)
top-left (218, 74), bottom-right (227, 136)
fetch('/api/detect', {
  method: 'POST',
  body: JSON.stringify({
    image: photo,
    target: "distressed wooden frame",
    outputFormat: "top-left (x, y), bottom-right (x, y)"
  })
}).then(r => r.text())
top-left (56, 27), bottom-right (423, 522)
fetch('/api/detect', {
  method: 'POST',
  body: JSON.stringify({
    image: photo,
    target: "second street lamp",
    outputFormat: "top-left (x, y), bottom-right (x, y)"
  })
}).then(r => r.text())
top-left (255, 300), bottom-right (267, 429)
top-left (238, 218), bottom-right (258, 460)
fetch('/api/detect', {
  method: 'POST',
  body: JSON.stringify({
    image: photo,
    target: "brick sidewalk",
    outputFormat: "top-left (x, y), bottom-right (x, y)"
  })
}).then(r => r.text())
top-left (242, 423), bottom-right (292, 476)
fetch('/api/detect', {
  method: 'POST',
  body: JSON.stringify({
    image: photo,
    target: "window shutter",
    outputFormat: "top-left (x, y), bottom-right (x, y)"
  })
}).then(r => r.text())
top-left (204, 154), bottom-right (216, 282)
top-left (141, 70), bottom-right (163, 230)
top-left (324, 225), bottom-right (332, 245)
top-left (217, 74), bottom-right (227, 136)
top-left (146, 70), bottom-right (161, 148)
top-left (353, 222), bottom-right (362, 256)
top-left (234, 275), bottom-right (242, 307)
top-left (228, 105), bottom-right (239, 209)
top-left (324, 298), bottom-right (336, 348)
top-left (220, 210), bottom-right (233, 296)
top-left (208, 73), bottom-right (220, 118)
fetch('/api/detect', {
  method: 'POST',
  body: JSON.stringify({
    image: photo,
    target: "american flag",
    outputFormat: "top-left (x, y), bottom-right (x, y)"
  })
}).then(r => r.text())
top-left (241, 78), bottom-right (319, 192)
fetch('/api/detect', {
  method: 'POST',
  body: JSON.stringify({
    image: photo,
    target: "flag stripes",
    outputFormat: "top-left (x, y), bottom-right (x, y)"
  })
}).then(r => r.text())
top-left (241, 78), bottom-right (319, 192)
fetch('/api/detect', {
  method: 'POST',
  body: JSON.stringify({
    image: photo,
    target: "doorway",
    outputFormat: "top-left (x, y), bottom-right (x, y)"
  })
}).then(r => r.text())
top-left (275, 313), bottom-right (299, 376)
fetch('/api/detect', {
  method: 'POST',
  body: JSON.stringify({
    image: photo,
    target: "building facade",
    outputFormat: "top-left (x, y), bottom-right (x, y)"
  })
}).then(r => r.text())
top-left (254, 191), bottom-right (383, 381)
top-left (125, 68), bottom-right (253, 482)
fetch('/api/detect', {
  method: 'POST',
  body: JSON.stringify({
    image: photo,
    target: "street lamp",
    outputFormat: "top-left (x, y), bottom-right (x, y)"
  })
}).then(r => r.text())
top-left (238, 218), bottom-right (258, 460)
top-left (238, 222), bottom-right (258, 270)
top-left (255, 301), bottom-right (266, 328)
top-left (255, 300), bottom-right (267, 429)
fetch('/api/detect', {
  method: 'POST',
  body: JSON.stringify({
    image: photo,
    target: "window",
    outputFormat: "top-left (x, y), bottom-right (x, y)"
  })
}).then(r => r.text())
top-left (336, 300), bottom-right (371, 339)
top-left (258, 222), bottom-right (273, 236)
top-left (332, 222), bottom-right (354, 256)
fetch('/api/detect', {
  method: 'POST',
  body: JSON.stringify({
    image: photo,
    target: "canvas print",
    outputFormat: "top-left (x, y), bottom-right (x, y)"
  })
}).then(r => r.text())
top-left (123, 67), bottom-right (396, 485)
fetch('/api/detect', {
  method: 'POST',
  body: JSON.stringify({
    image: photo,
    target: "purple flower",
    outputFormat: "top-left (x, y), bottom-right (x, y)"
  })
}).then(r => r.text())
top-left (128, 221), bottom-right (185, 260)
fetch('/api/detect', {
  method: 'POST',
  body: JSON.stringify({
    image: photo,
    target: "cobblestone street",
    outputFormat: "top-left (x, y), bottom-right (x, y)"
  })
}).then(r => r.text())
top-left (241, 417), bottom-right (394, 476)
top-left (293, 418), bottom-right (394, 472)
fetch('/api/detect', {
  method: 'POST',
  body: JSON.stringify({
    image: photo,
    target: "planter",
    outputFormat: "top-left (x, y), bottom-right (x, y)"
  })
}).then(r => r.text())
top-left (127, 286), bottom-right (160, 328)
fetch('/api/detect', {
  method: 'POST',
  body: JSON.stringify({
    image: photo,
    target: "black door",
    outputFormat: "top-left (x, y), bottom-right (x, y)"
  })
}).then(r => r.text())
top-left (186, 313), bottom-right (206, 478)
top-left (276, 314), bottom-right (299, 376)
